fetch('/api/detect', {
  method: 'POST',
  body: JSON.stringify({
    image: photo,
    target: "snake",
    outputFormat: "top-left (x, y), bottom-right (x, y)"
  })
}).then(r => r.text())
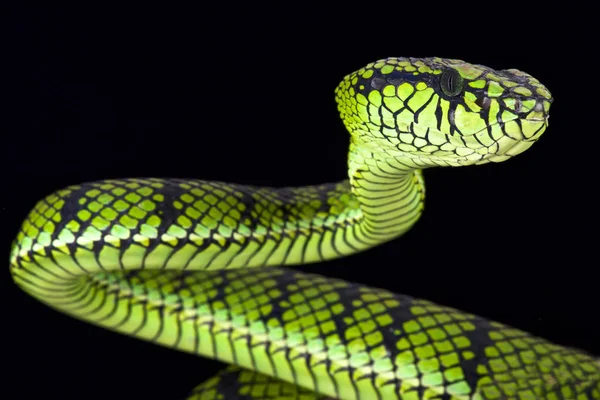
top-left (9, 57), bottom-right (600, 400)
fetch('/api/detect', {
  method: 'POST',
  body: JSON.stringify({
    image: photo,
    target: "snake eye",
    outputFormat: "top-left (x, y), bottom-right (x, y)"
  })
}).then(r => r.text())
top-left (440, 69), bottom-right (464, 97)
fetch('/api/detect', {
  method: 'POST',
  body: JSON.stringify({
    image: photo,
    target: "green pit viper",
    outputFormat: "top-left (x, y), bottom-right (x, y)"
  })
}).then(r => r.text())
top-left (10, 57), bottom-right (600, 399)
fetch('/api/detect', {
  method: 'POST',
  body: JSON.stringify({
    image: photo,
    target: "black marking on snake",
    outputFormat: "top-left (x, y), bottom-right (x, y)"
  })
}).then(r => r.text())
top-left (367, 167), bottom-right (408, 183)
top-left (455, 132), bottom-right (469, 149)
top-left (483, 123), bottom-right (497, 153)
top-left (367, 201), bottom-right (422, 231)
top-left (469, 128), bottom-right (488, 151)
top-left (515, 118), bottom-right (525, 140)
top-left (64, 184), bottom-right (109, 271)
top-left (196, 318), bottom-right (219, 360)
top-left (241, 233), bottom-right (270, 269)
top-left (188, 310), bottom-right (200, 356)
top-left (529, 122), bottom-right (545, 140)
top-left (22, 254), bottom-right (67, 285)
top-left (147, 304), bottom-right (165, 344)
top-left (264, 231), bottom-right (292, 267)
top-left (448, 103), bottom-right (459, 136)
top-left (235, 332), bottom-right (256, 371)
top-left (136, 179), bottom-right (193, 269)
top-left (93, 284), bottom-right (122, 322)
top-left (129, 295), bottom-right (150, 338)
top-left (392, 156), bottom-right (419, 171)
top-left (365, 96), bottom-right (378, 122)
top-left (206, 236), bottom-right (238, 269)
top-left (424, 127), bottom-right (438, 148)
top-left (344, 221), bottom-right (363, 250)
top-left (401, 89), bottom-right (419, 114)
top-left (432, 96), bottom-right (443, 133)
top-left (381, 106), bottom-right (395, 129)
top-left (362, 173), bottom-right (404, 187)
top-left (377, 93), bottom-right (386, 123)
top-left (357, 184), bottom-right (389, 193)
top-left (30, 192), bottom-right (88, 276)
top-left (220, 240), bottom-right (245, 269)
top-left (360, 184), bottom-right (406, 201)
top-left (365, 193), bottom-right (413, 217)
top-left (11, 276), bottom-right (49, 297)
top-left (230, 277), bottom-right (259, 370)
top-left (44, 188), bottom-right (75, 243)
top-left (494, 105), bottom-right (509, 131)
top-left (79, 281), bottom-right (110, 317)
top-left (391, 103), bottom-right (408, 120)
top-left (31, 274), bottom-right (72, 290)
top-left (476, 95), bottom-right (492, 111)
top-left (248, 334), bottom-right (272, 359)
top-left (279, 230), bottom-right (303, 266)
top-left (355, 70), bottom-right (432, 100)
top-left (238, 188), bottom-right (291, 267)
top-left (412, 92), bottom-right (436, 124)
top-left (224, 235), bottom-right (261, 269)
top-left (66, 241), bottom-right (92, 274)
top-left (475, 124), bottom-right (494, 150)
top-left (355, 219), bottom-right (381, 242)
top-left (459, 321), bottom-right (509, 393)
top-left (169, 307), bottom-right (184, 350)
top-left (368, 185), bottom-right (410, 209)
top-left (66, 279), bottom-right (97, 310)
top-left (298, 226), bottom-right (314, 265)
top-left (171, 181), bottom-right (227, 269)
top-left (38, 197), bottom-right (86, 276)
top-left (404, 101), bottom-right (416, 115)
top-left (65, 278), bottom-right (99, 308)
top-left (21, 285), bottom-right (56, 301)
top-left (282, 348), bottom-right (310, 395)
top-left (33, 280), bottom-right (74, 299)
top-left (313, 223), bottom-right (330, 262)
top-left (112, 295), bottom-right (135, 331)
top-left (221, 330), bottom-right (237, 369)
top-left (366, 201), bottom-right (420, 226)
top-left (384, 70), bottom-right (428, 86)
top-left (109, 291), bottom-right (134, 328)
top-left (480, 100), bottom-right (493, 132)
top-left (94, 182), bottom-right (132, 271)
top-left (328, 223), bottom-right (345, 258)
top-left (381, 128), bottom-right (399, 149)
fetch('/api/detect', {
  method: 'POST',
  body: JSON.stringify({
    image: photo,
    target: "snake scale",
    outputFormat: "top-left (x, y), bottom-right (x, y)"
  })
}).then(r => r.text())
top-left (10, 57), bottom-right (600, 399)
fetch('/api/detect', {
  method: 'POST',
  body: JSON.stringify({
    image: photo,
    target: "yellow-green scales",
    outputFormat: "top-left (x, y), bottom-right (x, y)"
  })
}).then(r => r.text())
top-left (10, 57), bottom-right (600, 399)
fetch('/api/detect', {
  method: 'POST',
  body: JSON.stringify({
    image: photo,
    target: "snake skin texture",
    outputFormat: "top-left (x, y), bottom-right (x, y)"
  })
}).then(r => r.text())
top-left (10, 57), bottom-right (600, 399)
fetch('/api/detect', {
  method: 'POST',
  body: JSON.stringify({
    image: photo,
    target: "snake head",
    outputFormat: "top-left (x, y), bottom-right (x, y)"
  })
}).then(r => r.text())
top-left (335, 57), bottom-right (553, 167)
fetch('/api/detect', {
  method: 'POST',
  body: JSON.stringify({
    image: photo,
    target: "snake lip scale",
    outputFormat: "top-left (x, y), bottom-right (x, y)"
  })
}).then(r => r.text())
top-left (10, 57), bottom-right (599, 399)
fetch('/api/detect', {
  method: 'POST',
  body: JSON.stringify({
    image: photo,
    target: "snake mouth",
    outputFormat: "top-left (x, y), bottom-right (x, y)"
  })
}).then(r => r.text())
top-left (464, 116), bottom-right (548, 160)
top-left (424, 117), bottom-right (548, 166)
top-left (469, 116), bottom-right (548, 141)
top-left (525, 118), bottom-right (547, 122)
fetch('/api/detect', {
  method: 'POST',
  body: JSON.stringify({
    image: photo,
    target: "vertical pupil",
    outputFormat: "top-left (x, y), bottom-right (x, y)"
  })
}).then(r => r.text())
top-left (441, 71), bottom-right (462, 96)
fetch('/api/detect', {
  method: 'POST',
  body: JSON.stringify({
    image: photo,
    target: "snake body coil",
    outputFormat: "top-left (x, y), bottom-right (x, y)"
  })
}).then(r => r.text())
top-left (10, 57), bottom-right (600, 399)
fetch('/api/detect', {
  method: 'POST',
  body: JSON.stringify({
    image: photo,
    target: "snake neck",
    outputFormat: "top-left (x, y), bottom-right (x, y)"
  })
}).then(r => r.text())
top-left (9, 142), bottom-right (425, 272)
top-left (346, 139), bottom-right (425, 249)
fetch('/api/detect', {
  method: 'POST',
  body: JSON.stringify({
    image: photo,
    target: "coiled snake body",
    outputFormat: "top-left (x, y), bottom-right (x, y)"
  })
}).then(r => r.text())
top-left (10, 58), bottom-right (600, 399)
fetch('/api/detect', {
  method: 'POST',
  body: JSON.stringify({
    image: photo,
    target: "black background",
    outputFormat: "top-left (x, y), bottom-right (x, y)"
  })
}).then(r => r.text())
top-left (2, 5), bottom-right (598, 400)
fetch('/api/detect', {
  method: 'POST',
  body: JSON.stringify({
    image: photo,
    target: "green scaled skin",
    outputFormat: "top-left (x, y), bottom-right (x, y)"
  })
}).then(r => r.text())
top-left (9, 57), bottom-right (600, 399)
